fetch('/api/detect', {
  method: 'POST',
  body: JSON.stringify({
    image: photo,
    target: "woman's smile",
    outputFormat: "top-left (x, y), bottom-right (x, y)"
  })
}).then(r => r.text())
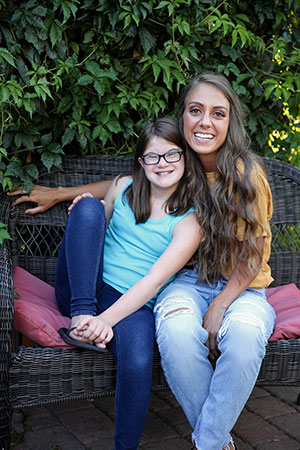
top-left (183, 82), bottom-right (230, 171)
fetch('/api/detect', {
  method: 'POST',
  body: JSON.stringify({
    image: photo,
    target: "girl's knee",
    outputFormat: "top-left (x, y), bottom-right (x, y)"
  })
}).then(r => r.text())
top-left (72, 197), bottom-right (105, 224)
top-left (76, 196), bottom-right (104, 212)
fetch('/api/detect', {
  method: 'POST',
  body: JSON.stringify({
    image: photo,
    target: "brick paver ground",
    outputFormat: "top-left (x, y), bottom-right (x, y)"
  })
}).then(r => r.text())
top-left (10, 386), bottom-right (300, 450)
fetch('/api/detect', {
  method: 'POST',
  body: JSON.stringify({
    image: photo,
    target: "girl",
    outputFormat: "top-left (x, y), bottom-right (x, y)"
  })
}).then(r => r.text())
top-left (54, 117), bottom-right (202, 450)
top-left (153, 74), bottom-right (276, 450)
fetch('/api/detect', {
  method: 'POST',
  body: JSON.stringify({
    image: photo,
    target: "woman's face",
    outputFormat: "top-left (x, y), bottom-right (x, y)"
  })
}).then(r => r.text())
top-left (183, 82), bottom-right (230, 171)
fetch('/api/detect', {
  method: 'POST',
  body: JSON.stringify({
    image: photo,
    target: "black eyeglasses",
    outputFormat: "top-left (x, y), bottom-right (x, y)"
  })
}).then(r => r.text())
top-left (141, 150), bottom-right (184, 165)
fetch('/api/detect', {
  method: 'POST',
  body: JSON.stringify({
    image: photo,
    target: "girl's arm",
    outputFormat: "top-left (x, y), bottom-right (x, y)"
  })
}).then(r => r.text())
top-left (77, 212), bottom-right (202, 345)
top-left (102, 175), bottom-right (131, 222)
top-left (7, 180), bottom-right (113, 215)
top-left (203, 236), bottom-right (265, 360)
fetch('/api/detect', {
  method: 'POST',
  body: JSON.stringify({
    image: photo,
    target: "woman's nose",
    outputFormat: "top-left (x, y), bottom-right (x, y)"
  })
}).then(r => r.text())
top-left (200, 111), bottom-right (211, 127)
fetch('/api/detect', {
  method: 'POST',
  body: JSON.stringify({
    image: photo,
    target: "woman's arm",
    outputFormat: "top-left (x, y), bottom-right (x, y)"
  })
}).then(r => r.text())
top-left (77, 212), bottom-right (202, 345)
top-left (203, 236), bottom-right (265, 360)
top-left (6, 180), bottom-right (113, 215)
top-left (67, 176), bottom-right (131, 220)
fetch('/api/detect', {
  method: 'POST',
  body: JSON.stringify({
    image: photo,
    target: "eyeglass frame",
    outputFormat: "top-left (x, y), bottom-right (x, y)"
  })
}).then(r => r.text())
top-left (140, 150), bottom-right (184, 165)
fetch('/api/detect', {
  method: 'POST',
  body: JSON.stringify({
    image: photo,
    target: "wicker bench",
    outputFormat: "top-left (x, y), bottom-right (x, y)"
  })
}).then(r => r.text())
top-left (1, 155), bottom-right (300, 449)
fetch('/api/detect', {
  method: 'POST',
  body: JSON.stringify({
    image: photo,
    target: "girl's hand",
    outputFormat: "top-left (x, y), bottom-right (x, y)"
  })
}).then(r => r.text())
top-left (68, 192), bottom-right (93, 214)
top-left (76, 316), bottom-right (114, 348)
top-left (203, 303), bottom-right (226, 362)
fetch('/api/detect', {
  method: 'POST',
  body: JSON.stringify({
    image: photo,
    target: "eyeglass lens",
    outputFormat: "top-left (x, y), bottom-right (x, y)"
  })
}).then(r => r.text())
top-left (143, 151), bottom-right (182, 164)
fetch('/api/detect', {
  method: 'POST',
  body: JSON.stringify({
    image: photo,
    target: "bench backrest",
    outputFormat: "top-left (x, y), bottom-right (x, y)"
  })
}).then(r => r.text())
top-left (2, 156), bottom-right (300, 288)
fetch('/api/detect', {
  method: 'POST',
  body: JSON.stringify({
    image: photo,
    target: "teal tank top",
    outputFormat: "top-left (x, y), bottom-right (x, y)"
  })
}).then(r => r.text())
top-left (103, 180), bottom-right (194, 309)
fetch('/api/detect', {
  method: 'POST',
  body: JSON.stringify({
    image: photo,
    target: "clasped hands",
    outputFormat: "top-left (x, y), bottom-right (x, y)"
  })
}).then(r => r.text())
top-left (73, 315), bottom-right (114, 349)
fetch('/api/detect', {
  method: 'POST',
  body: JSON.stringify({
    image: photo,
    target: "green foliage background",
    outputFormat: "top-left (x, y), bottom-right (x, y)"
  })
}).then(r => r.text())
top-left (0, 0), bottom-right (300, 194)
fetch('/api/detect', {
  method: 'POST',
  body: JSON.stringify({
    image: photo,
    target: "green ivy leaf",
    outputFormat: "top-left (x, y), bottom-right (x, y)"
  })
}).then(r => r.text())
top-left (48, 143), bottom-right (63, 154)
top-left (0, 47), bottom-right (15, 67)
top-left (41, 133), bottom-right (52, 146)
top-left (50, 22), bottom-right (63, 47)
top-left (85, 61), bottom-right (102, 78)
top-left (264, 85), bottom-right (275, 100)
top-left (41, 151), bottom-right (62, 171)
top-left (139, 27), bottom-right (156, 54)
top-left (77, 74), bottom-right (94, 86)
top-left (106, 120), bottom-right (122, 133)
top-left (83, 30), bottom-right (95, 43)
top-left (152, 62), bottom-right (161, 82)
top-left (62, 127), bottom-right (76, 147)
top-left (25, 164), bottom-right (39, 179)
top-left (61, 0), bottom-right (78, 24)
top-left (0, 223), bottom-right (11, 244)
top-left (93, 80), bottom-right (105, 98)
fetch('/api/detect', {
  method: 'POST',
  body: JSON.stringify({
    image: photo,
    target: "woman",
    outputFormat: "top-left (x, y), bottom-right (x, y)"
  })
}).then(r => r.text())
top-left (153, 74), bottom-right (275, 450)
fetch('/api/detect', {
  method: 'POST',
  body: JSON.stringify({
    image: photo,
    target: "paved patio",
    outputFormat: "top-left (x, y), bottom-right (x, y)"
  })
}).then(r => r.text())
top-left (10, 385), bottom-right (300, 449)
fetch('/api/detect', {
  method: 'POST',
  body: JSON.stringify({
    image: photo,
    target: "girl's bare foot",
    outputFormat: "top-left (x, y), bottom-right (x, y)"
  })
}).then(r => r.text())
top-left (69, 315), bottom-right (93, 343)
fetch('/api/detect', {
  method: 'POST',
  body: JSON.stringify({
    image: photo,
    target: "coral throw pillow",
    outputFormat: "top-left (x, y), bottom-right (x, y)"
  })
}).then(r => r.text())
top-left (14, 266), bottom-right (73, 348)
top-left (13, 266), bottom-right (300, 345)
top-left (267, 283), bottom-right (300, 341)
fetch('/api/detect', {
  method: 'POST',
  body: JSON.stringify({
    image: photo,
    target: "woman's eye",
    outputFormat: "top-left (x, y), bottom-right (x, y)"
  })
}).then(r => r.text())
top-left (190, 107), bottom-right (200, 114)
top-left (214, 111), bottom-right (226, 118)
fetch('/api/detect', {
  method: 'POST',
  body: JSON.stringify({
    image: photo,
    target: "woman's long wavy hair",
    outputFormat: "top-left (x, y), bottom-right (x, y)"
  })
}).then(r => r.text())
top-left (124, 117), bottom-right (197, 224)
top-left (178, 73), bottom-right (264, 282)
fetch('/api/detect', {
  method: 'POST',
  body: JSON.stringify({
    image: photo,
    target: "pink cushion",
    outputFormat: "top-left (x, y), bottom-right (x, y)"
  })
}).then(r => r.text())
top-left (14, 266), bottom-right (72, 348)
top-left (267, 283), bottom-right (300, 341)
top-left (13, 266), bottom-right (300, 345)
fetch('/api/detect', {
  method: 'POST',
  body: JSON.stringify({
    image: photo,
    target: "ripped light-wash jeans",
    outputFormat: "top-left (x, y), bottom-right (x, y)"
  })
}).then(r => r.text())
top-left (154, 268), bottom-right (276, 450)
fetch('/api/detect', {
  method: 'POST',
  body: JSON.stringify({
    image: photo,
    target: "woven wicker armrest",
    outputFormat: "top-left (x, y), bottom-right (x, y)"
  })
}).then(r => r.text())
top-left (0, 240), bottom-right (14, 348)
top-left (0, 194), bottom-right (15, 356)
top-left (0, 196), bottom-right (15, 449)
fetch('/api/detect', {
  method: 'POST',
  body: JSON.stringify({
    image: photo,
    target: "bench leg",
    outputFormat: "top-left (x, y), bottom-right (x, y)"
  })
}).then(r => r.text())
top-left (12, 409), bottom-right (24, 424)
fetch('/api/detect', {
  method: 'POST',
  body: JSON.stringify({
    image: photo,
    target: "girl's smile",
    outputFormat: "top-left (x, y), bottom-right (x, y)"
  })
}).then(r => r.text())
top-left (139, 136), bottom-right (185, 194)
top-left (183, 82), bottom-right (230, 171)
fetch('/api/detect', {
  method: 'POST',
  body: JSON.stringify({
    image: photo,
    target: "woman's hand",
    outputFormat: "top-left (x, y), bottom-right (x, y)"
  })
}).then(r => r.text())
top-left (76, 315), bottom-right (114, 348)
top-left (6, 185), bottom-right (60, 215)
top-left (203, 302), bottom-right (226, 362)
top-left (68, 192), bottom-right (94, 214)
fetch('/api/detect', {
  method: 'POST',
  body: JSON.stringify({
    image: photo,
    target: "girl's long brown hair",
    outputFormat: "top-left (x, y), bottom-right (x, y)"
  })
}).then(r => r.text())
top-left (178, 73), bottom-right (264, 282)
top-left (124, 117), bottom-right (197, 224)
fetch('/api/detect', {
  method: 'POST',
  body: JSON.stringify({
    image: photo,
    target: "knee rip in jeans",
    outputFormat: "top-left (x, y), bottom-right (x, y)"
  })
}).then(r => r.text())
top-left (154, 295), bottom-right (195, 331)
top-left (218, 305), bottom-right (268, 342)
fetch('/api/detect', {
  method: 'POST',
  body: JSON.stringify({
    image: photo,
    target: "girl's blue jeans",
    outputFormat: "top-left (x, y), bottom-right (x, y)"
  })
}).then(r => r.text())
top-left (55, 198), bottom-right (155, 450)
top-left (154, 267), bottom-right (276, 450)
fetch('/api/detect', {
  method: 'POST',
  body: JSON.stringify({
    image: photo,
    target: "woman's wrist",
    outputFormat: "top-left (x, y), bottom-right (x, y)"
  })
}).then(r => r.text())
top-left (56, 185), bottom-right (80, 203)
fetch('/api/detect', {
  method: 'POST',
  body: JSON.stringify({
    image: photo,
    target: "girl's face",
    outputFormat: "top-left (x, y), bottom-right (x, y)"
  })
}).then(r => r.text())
top-left (183, 82), bottom-right (230, 171)
top-left (138, 136), bottom-right (185, 193)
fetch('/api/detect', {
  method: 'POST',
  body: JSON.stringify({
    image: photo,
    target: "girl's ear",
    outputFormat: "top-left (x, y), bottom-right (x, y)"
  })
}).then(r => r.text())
top-left (138, 157), bottom-right (145, 169)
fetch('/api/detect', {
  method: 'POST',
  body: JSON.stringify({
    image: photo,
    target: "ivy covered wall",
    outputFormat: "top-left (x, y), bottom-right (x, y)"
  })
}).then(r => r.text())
top-left (0, 0), bottom-right (299, 192)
